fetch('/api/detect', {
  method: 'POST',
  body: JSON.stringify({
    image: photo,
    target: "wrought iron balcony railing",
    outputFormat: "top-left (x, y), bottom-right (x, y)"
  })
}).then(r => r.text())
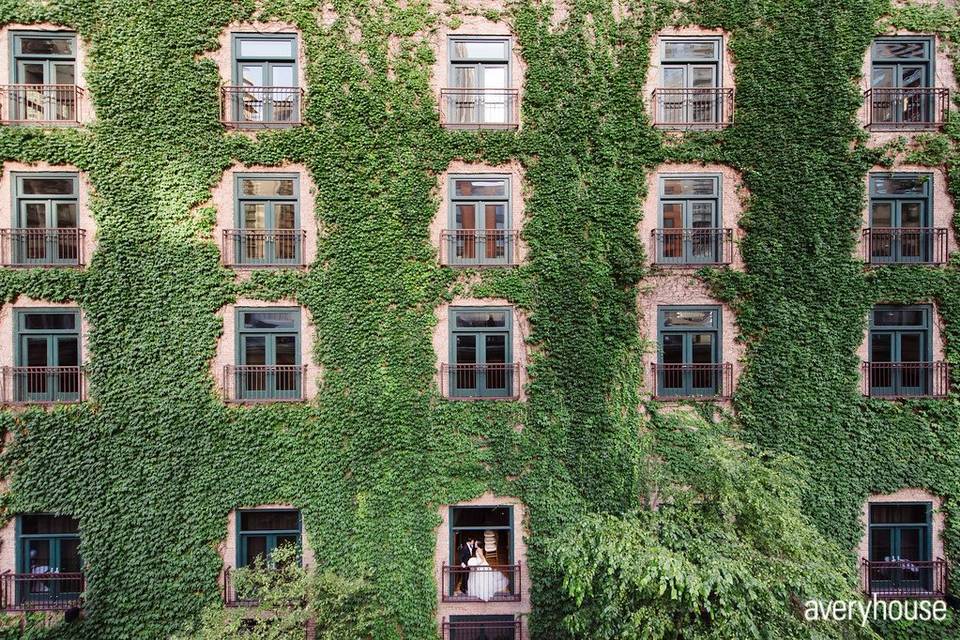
top-left (440, 88), bottom-right (519, 129)
top-left (864, 87), bottom-right (950, 130)
top-left (652, 363), bottom-right (733, 400)
top-left (221, 86), bottom-right (303, 128)
top-left (441, 363), bottom-right (521, 400)
top-left (1, 366), bottom-right (85, 404)
top-left (442, 619), bottom-right (520, 640)
top-left (223, 365), bottom-right (306, 403)
top-left (651, 228), bottom-right (733, 266)
top-left (0, 228), bottom-right (85, 267)
top-left (862, 361), bottom-right (950, 398)
top-left (222, 229), bottom-right (306, 268)
top-left (441, 563), bottom-right (521, 603)
top-left (862, 228), bottom-right (948, 265)
top-left (0, 85), bottom-right (82, 125)
top-left (861, 558), bottom-right (947, 599)
top-left (440, 230), bottom-right (518, 267)
top-left (651, 87), bottom-right (734, 130)
top-left (0, 571), bottom-right (84, 611)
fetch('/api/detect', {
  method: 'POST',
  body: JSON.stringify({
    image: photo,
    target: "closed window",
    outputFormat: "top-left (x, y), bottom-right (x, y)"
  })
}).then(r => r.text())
top-left (232, 175), bottom-right (301, 266)
top-left (868, 174), bottom-right (933, 263)
top-left (446, 615), bottom-right (518, 640)
top-left (17, 514), bottom-right (83, 605)
top-left (657, 175), bottom-right (722, 264)
top-left (9, 32), bottom-right (78, 123)
top-left (446, 176), bottom-right (512, 266)
top-left (656, 306), bottom-right (722, 397)
top-left (237, 509), bottom-right (301, 567)
top-left (870, 37), bottom-right (934, 127)
top-left (867, 503), bottom-right (935, 595)
top-left (657, 37), bottom-right (723, 127)
top-left (234, 308), bottom-right (301, 401)
top-left (448, 308), bottom-right (514, 398)
top-left (229, 34), bottom-right (299, 125)
top-left (869, 305), bottom-right (931, 396)
top-left (446, 37), bottom-right (513, 127)
top-left (14, 309), bottom-right (81, 403)
top-left (12, 173), bottom-right (81, 266)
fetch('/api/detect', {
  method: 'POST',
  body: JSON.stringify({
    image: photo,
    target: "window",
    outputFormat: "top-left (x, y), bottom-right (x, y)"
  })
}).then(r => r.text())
top-left (447, 308), bottom-right (514, 398)
top-left (227, 33), bottom-right (299, 126)
top-left (445, 176), bottom-right (512, 266)
top-left (867, 174), bottom-right (936, 264)
top-left (447, 506), bottom-right (517, 602)
top-left (445, 37), bottom-right (515, 128)
top-left (868, 305), bottom-right (932, 396)
top-left (8, 32), bottom-right (78, 123)
top-left (13, 309), bottom-right (81, 403)
top-left (656, 175), bottom-right (724, 264)
top-left (445, 615), bottom-right (518, 640)
top-left (236, 509), bottom-right (301, 567)
top-left (230, 175), bottom-right (301, 266)
top-left (869, 37), bottom-right (937, 128)
top-left (11, 173), bottom-right (82, 266)
top-left (656, 306), bottom-right (723, 398)
top-left (656, 37), bottom-right (726, 128)
top-left (16, 514), bottom-right (83, 606)
top-left (866, 503), bottom-right (937, 596)
top-left (233, 308), bottom-right (302, 401)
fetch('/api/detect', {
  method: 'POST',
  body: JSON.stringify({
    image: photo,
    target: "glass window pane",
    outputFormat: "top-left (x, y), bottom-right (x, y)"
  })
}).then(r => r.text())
top-left (19, 62), bottom-right (44, 84)
top-left (691, 333), bottom-right (714, 363)
top-left (241, 311), bottom-right (296, 330)
top-left (56, 337), bottom-right (79, 367)
top-left (20, 178), bottom-right (75, 195)
top-left (485, 204), bottom-right (506, 230)
top-left (243, 203), bottom-right (266, 229)
top-left (243, 535), bottom-right (267, 566)
top-left (690, 66), bottom-right (717, 88)
top-left (873, 307), bottom-right (925, 327)
top-left (54, 63), bottom-right (75, 85)
top-left (451, 506), bottom-right (511, 528)
top-left (871, 333), bottom-right (893, 362)
top-left (24, 203), bottom-right (46, 228)
top-left (901, 66), bottom-right (924, 88)
top-left (662, 67), bottom-right (684, 88)
top-left (662, 178), bottom-right (717, 197)
top-left (663, 40), bottom-right (718, 61)
top-left (240, 510), bottom-right (299, 532)
top-left (454, 179), bottom-right (507, 197)
top-left (901, 203), bottom-right (923, 227)
top-left (238, 38), bottom-right (294, 59)
top-left (59, 538), bottom-right (82, 572)
top-left (241, 65), bottom-right (264, 87)
top-left (240, 178), bottom-right (295, 197)
top-left (18, 37), bottom-right (75, 56)
top-left (25, 337), bottom-right (48, 367)
top-left (275, 336), bottom-right (296, 365)
top-left (871, 202), bottom-right (893, 226)
top-left (485, 335), bottom-right (506, 364)
top-left (900, 334), bottom-right (922, 362)
top-left (21, 515), bottom-right (79, 535)
top-left (451, 40), bottom-right (508, 61)
top-left (869, 527), bottom-right (892, 560)
top-left (661, 334), bottom-right (683, 363)
top-left (23, 313), bottom-right (76, 331)
top-left (26, 539), bottom-right (51, 572)
top-left (871, 66), bottom-right (895, 88)
top-left (870, 504), bottom-right (928, 524)
top-left (271, 65), bottom-right (294, 87)
top-left (56, 202), bottom-right (78, 228)
top-left (662, 310), bottom-right (715, 328)
top-left (243, 336), bottom-right (266, 366)
top-left (275, 204), bottom-right (296, 229)
top-left (871, 175), bottom-right (927, 196)
top-left (455, 335), bottom-right (476, 364)
top-left (661, 203), bottom-right (682, 228)
top-left (454, 311), bottom-right (507, 328)
top-left (455, 204), bottom-right (476, 230)
top-left (451, 66), bottom-right (478, 89)
top-left (873, 41), bottom-right (928, 60)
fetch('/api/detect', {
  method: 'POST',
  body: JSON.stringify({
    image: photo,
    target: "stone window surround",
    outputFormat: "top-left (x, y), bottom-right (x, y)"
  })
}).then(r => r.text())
top-left (857, 488), bottom-right (945, 568)
top-left (212, 298), bottom-right (318, 403)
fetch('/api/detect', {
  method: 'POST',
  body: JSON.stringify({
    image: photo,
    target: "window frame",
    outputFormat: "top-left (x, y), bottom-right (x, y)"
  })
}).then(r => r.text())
top-left (14, 308), bottom-right (82, 403)
top-left (659, 36), bottom-right (722, 86)
top-left (235, 508), bottom-right (303, 568)
top-left (447, 36), bottom-right (512, 81)
top-left (230, 32), bottom-right (298, 87)
top-left (447, 174), bottom-right (512, 266)
top-left (15, 514), bottom-right (82, 604)
top-left (867, 501), bottom-right (933, 591)
top-left (657, 174), bottom-right (723, 264)
top-left (448, 505), bottom-right (515, 567)
top-left (234, 307), bottom-right (302, 401)
top-left (448, 306), bottom-right (514, 398)
top-left (867, 173), bottom-right (933, 264)
top-left (10, 31), bottom-right (77, 81)
top-left (868, 304), bottom-right (932, 397)
top-left (11, 171), bottom-right (81, 266)
top-left (656, 305), bottom-right (722, 398)
top-left (871, 36), bottom-right (934, 78)
top-left (233, 173), bottom-right (301, 266)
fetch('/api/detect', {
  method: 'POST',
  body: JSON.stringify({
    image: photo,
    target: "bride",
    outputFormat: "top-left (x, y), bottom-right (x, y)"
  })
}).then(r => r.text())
top-left (466, 546), bottom-right (510, 601)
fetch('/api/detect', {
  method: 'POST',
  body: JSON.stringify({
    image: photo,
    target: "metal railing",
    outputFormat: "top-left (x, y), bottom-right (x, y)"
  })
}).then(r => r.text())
top-left (651, 87), bottom-right (734, 129)
top-left (0, 85), bottom-right (82, 125)
top-left (441, 564), bottom-right (521, 602)
top-left (221, 86), bottom-right (303, 128)
top-left (442, 619), bottom-right (520, 640)
top-left (223, 365), bottom-right (306, 403)
top-left (441, 363), bottom-right (520, 400)
top-left (1, 367), bottom-right (85, 404)
top-left (652, 363), bottom-right (733, 400)
top-left (0, 228), bottom-right (84, 267)
top-left (440, 230), bottom-right (518, 267)
top-left (0, 571), bottom-right (84, 611)
top-left (440, 88), bottom-right (519, 129)
top-left (222, 229), bottom-right (306, 268)
top-left (861, 559), bottom-right (947, 599)
top-left (862, 361), bottom-right (950, 398)
top-left (651, 228), bottom-right (733, 266)
top-left (864, 87), bottom-right (950, 130)
top-left (862, 228), bottom-right (948, 265)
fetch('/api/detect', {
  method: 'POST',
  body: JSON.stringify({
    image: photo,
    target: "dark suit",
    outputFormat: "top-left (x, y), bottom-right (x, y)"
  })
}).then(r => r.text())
top-left (458, 543), bottom-right (474, 592)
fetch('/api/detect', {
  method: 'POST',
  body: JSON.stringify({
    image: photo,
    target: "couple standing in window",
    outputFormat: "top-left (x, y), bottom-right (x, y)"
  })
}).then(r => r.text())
top-left (456, 538), bottom-right (509, 601)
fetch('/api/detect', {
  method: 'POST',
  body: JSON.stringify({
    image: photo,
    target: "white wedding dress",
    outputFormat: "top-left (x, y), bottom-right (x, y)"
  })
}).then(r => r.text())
top-left (466, 555), bottom-right (510, 601)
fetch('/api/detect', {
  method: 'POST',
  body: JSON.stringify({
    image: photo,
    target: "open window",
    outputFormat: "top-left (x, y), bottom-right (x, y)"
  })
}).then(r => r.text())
top-left (863, 502), bottom-right (945, 598)
top-left (444, 506), bottom-right (519, 603)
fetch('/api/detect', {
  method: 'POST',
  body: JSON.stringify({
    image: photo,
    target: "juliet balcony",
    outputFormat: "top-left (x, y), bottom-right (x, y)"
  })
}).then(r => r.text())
top-left (221, 229), bottom-right (306, 268)
top-left (439, 89), bottom-right (519, 130)
top-left (0, 571), bottom-right (84, 611)
top-left (441, 563), bottom-right (521, 603)
top-left (1, 366), bottom-right (85, 404)
top-left (0, 228), bottom-right (85, 267)
top-left (440, 230), bottom-right (518, 267)
top-left (864, 87), bottom-right (950, 131)
top-left (651, 363), bottom-right (733, 400)
top-left (651, 87), bottom-right (734, 130)
top-left (861, 558), bottom-right (947, 600)
top-left (221, 86), bottom-right (303, 129)
top-left (861, 228), bottom-right (948, 265)
top-left (0, 85), bottom-right (83, 125)
top-left (650, 228), bottom-right (733, 266)
top-left (223, 365), bottom-right (306, 403)
top-left (441, 363), bottom-right (521, 401)
top-left (862, 361), bottom-right (950, 399)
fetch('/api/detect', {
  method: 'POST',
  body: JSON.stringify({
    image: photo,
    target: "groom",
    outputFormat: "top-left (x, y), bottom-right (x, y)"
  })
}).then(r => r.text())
top-left (457, 539), bottom-right (476, 594)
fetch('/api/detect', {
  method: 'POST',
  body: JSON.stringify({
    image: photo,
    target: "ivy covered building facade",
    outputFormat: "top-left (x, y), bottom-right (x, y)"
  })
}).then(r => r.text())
top-left (0, 0), bottom-right (955, 638)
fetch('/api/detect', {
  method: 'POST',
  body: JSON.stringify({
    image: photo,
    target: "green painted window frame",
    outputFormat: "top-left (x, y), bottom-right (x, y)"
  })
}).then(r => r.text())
top-left (656, 305), bottom-right (722, 397)
top-left (233, 173), bottom-right (301, 266)
top-left (867, 173), bottom-right (933, 263)
top-left (10, 31), bottom-right (77, 82)
top-left (12, 172), bottom-right (80, 266)
top-left (868, 304), bottom-right (932, 396)
top-left (229, 33), bottom-right (299, 125)
top-left (448, 307), bottom-right (513, 398)
top-left (234, 307), bottom-right (301, 401)
top-left (235, 509), bottom-right (302, 568)
top-left (448, 174), bottom-right (512, 266)
top-left (9, 31), bottom-right (78, 123)
top-left (15, 514), bottom-right (82, 604)
top-left (447, 36), bottom-right (512, 127)
top-left (867, 501), bottom-right (933, 591)
top-left (657, 174), bottom-right (722, 264)
top-left (870, 37), bottom-right (935, 126)
top-left (14, 308), bottom-right (82, 403)
top-left (448, 505), bottom-right (515, 566)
